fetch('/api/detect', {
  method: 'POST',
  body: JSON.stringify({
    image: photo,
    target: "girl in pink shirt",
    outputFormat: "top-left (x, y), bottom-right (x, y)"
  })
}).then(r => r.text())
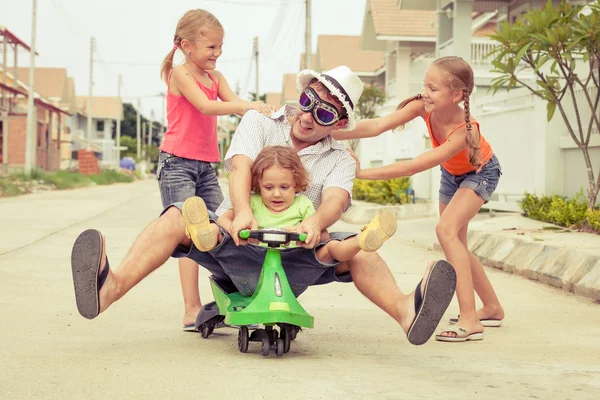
top-left (157, 9), bottom-right (272, 331)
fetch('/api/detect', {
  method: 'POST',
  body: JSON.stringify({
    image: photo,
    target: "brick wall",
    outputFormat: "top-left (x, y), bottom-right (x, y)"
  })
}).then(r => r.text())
top-left (78, 149), bottom-right (99, 175)
top-left (7, 116), bottom-right (27, 165)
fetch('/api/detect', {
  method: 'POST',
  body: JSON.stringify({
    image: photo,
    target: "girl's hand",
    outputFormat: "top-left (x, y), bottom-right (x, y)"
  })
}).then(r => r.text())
top-left (347, 148), bottom-right (362, 179)
top-left (249, 101), bottom-right (273, 117)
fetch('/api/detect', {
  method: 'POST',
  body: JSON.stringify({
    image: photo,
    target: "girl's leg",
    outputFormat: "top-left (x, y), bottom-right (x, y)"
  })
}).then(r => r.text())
top-left (440, 200), bottom-right (505, 321)
top-left (457, 223), bottom-right (505, 320)
top-left (435, 188), bottom-right (485, 337)
top-left (179, 257), bottom-right (202, 327)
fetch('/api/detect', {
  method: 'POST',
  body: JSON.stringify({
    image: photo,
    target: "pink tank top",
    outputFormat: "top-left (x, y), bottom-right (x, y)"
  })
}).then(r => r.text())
top-left (160, 72), bottom-right (220, 162)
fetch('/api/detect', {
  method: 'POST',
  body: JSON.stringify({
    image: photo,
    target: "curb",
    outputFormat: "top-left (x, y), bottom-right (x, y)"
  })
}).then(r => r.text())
top-left (341, 202), bottom-right (436, 224)
top-left (433, 231), bottom-right (600, 301)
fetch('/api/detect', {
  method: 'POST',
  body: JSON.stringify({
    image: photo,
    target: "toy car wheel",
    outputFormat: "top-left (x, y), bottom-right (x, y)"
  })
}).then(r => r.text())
top-left (201, 325), bottom-right (212, 339)
top-left (276, 338), bottom-right (284, 357)
top-left (290, 327), bottom-right (298, 341)
top-left (238, 326), bottom-right (249, 353)
top-left (261, 338), bottom-right (270, 357)
top-left (271, 329), bottom-right (278, 342)
top-left (281, 327), bottom-right (291, 353)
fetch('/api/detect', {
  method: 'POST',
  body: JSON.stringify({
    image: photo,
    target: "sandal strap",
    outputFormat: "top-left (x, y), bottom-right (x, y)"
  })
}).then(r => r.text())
top-left (98, 258), bottom-right (109, 290)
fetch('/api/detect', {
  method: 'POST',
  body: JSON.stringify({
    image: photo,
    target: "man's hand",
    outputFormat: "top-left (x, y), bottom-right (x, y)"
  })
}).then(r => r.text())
top-left (229, 210), bottom-right (258, 246)
top-left (297, 215), bottom-right (322, 249)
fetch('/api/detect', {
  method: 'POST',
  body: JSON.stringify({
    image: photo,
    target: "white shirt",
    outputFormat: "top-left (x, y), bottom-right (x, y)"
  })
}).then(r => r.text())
top-left (215, 105), bottom-right (356, 216)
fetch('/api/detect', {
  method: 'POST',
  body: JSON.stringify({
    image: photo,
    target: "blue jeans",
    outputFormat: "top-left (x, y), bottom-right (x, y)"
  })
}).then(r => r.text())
top-left (439, 154), bottom-right (502, 204)
top-left (161, 204), bottom-right (355, 297)
top-left (156, 151), bottom-right (224, 211)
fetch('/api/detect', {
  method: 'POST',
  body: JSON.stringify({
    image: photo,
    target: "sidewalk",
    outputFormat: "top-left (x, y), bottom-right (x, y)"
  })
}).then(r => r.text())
top-left (344, 201), bottom-right (600, 302)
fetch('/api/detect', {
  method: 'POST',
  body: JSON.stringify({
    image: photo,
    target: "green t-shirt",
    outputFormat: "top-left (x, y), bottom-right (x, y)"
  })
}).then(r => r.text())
top-left (250, 194), bottom-right (315, 229)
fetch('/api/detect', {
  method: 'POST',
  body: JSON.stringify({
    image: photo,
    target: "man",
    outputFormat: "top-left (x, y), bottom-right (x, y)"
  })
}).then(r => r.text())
top-left (70, 66), bottom-right (456, 345)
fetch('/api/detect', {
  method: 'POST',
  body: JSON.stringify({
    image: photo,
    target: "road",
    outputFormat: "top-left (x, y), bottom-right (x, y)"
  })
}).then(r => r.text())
top-left (1, 179), bottom-right (598, 399)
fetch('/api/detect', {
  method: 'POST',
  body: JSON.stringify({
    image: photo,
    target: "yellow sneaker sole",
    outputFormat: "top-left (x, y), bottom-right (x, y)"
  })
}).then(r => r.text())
top-left (359, 208), bottom-right (397, 252)
top-left (182, 197), bottom-right (217, 251)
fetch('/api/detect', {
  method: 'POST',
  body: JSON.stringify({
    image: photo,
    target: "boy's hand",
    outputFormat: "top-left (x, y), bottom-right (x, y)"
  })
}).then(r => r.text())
top-left (229, 210), bottom-right (258, 246)
top-left (296, 215), bottom-right (321, 249)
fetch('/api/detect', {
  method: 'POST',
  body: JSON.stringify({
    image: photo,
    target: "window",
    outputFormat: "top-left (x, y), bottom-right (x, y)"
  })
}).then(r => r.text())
top-left (96, 120), bottom-right (104, 132)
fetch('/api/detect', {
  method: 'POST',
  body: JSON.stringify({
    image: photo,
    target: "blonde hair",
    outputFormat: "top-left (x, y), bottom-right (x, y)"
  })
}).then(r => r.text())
top-left (397, 56), bottom-right (480, 168)
top-left (251, 146), bottom-right (309, 193)
top-left (160, 10), bottom-right (224, 84)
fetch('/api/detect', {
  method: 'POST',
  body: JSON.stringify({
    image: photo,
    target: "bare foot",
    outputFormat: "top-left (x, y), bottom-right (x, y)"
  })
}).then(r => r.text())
top-left (476, 306), bottom-right (505, 321)
top-left (183, 307), bottom-right (202, 327)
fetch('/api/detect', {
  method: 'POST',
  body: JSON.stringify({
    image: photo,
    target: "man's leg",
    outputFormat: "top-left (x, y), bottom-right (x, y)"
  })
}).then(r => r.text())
top-left (339, 250), bottom-right (456, 345)
top-left (71, 206), bottom-right (192, 318)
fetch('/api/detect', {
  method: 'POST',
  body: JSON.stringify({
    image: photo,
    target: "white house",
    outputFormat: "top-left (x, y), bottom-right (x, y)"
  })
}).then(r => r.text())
top-left (75, 96), bottom-right (123, 166)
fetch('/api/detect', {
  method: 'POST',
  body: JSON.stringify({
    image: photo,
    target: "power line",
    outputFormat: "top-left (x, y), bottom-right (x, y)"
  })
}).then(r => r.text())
top-left (202, 0), bottom-right (302, 5)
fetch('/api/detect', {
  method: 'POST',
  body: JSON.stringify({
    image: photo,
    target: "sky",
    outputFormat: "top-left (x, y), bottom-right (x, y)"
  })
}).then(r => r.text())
top-left (1, 0), bottom-right (368, 123)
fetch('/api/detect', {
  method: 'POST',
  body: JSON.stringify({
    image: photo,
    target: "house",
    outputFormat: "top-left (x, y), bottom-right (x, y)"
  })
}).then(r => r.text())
top-left (265, 92), bottom-right (283, 110)
top-left (75, 96), bottom-right (123, 166)
top-left (0, 66), bottom-right (71, 171)
top-left (14, 67), bottom-right (77, 165)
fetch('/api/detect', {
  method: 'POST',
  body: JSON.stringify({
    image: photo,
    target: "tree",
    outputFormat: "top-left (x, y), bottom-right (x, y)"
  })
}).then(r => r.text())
top-left (488, 0), bottom-right (600, 209)
top-left (349, 84), bottom-right (386, 152)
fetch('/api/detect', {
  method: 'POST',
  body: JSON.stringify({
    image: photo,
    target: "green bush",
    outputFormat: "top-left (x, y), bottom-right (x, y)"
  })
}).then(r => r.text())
top-left (353, 177), bottom-right (412, 205)
top-left (519, 190), bottom-right (599, 233)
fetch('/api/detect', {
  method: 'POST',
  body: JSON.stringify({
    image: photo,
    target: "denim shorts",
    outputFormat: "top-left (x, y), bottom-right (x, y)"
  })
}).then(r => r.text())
top-left (439, 154), bottom-right (502, 204)
top-left (156, 151), bottom-right (224, 211)
top-left (161, 203), bottom-right (355, 297)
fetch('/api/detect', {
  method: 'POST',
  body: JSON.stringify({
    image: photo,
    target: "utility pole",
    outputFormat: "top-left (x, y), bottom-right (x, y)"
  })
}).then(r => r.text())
top-left (141, 121), bottom-right (146, 160)
top-left (87, 36), bottom-right (95, 151)
top-left (253, 36), bottom-right (259, 100)
top-left (24, 0), bottom-right (38, 176)
top-left (136, 98), bottom-right (141, 159)
top-left (160, 92), bottom-right (166, 139)
top-left (147, 110), bottom-right (153, 163)
top-left (116, 73), bottom-right (122, 166)
top-left (305, 0), bottom-right (312, 70)
top-left (2, 33), bottom-right (8, 168)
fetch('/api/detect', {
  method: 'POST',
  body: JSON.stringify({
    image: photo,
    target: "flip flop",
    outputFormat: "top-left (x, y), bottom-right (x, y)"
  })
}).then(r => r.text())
top-left (435, 324), bottom-right (484, 342)
top-left (71, 229), bottom-right (109, 319)
top-left (449, 316), bottom-right (503, 327)
top-left (406, 260), bottom-right (457, 346)
top-left (183, 324), bottom-right (198, 332)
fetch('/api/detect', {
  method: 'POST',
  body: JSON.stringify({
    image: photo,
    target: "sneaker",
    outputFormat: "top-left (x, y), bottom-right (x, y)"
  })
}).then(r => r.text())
top-left (182, 197), bottom-right (218, 251)
top-left (358, 208), bottom-right (397, 252)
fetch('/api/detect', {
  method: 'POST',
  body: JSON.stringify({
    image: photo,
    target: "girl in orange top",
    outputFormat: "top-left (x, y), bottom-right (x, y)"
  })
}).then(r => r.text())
top-left (158, 9), bottom-right (272, 331)
top-left (333, 56), bottom-right (504, 342)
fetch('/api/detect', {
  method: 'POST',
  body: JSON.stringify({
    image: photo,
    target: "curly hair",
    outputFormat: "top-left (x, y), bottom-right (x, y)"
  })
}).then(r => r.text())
top-left (250, 146), bottom-right (309, 193)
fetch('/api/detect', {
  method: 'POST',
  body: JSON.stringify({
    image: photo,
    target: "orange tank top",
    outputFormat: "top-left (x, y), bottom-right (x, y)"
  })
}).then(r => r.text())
top-left (425, 113), bottom-right (493, 176)
top-left (160, 72), bottom-right (220, 162)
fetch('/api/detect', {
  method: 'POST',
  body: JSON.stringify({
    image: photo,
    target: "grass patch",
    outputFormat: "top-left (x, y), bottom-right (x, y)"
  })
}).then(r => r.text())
top-left (0, 168), bottom-right (136, 197)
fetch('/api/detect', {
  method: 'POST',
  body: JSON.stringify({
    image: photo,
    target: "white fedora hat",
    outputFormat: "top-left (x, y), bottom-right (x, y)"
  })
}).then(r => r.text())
top-left (295, 65), bottom-right (364, 131)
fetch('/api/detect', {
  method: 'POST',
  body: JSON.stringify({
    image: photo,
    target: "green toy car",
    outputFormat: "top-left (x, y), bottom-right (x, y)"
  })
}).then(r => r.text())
top-left (194, 228), bottom-right (314, 357)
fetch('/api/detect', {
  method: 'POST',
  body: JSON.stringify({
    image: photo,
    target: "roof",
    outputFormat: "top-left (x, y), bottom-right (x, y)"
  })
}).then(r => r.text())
top-left (317, 35), bottom-right (384, 72)
top-left (265, 92), bottom-right (283, 109)
top-left (282, 74), bottom-right (298, 104)
top-left (76, 96), bottom-right (123, 120)
top-left (15, 68), bottom-right (68, 99)
top-left (0, 25), bottom-right (36, 52)
top-left (368, 0), bottom-right (436, 37)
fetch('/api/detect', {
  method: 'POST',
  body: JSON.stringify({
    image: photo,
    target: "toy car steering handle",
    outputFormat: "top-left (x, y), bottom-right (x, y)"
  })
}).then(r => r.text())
top-left (239, 229), bottom-right (308, 243)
